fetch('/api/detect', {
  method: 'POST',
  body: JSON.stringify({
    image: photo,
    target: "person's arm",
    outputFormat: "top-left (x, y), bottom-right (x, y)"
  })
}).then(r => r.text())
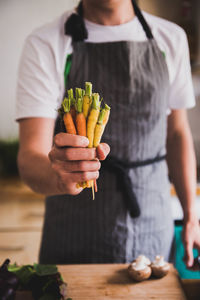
top-left (18, 117), bottom-right (110, 196)
top-left (166, 109), bottom-right (200, 267)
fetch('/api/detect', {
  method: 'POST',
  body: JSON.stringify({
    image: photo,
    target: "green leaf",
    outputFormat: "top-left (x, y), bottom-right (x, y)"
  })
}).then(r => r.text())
top-left (34, 264), bottom-right (58, 276)
top-left (8, 263), bottom-right (21, 273)
top-left (11, 265), bottom-right (35, 286)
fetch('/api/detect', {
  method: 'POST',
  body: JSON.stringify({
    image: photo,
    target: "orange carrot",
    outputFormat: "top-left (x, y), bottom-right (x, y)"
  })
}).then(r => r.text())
top-left (76, 112), bottom-right (87, 136)
top-left (75, 89), bottom-right (87, 137)
top-left (62, 98), bottom-right (77, 135)
top-left (94, 179), bottom-right (98, 193)
top-left (68, 89), bottom-right (76, 122)
top-left (70, 105), bottom-right (76, 122)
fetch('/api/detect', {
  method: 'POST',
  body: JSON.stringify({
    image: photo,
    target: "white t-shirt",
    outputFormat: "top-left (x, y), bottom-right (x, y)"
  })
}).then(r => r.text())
top-left (16, 10), bottom-right (195, 120)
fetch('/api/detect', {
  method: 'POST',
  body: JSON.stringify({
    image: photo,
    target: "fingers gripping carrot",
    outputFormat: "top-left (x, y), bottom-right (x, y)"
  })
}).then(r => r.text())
top-left (59, 84), bottom-right (111, 199)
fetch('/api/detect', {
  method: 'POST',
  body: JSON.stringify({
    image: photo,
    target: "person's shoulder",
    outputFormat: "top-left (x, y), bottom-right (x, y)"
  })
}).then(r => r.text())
top-left (26, 10), bottom-right (73, 46)
top-left (143, 11), bottom-right (187, 47)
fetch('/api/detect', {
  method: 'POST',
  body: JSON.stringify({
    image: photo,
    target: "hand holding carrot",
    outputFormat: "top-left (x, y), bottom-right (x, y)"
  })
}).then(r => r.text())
top-left (58, 82), bottom-right (111, 198)
top-left (48, 133), bottom-right (110, 195)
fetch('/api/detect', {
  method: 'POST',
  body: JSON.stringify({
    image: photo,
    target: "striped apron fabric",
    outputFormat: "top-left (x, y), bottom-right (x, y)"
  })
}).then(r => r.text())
top-left (39, 2), bottom-right (174, 264)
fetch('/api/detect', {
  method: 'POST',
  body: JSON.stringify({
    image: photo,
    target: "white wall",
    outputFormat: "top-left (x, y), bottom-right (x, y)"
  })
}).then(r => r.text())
top-left (0, 0), bottom-right (78, 140)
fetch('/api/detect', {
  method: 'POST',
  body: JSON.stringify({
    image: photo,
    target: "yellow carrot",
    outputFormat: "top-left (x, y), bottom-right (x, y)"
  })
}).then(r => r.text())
top-left (87, 93), bottom-right (101, 148)
top-left (102, 104), bottom-right (110, 126)
top-left (93, 104), bottom-right (110, 147)
top-left (86, 93), bottom-right (101, 196)
top-left (83, 82), bottom-right (92, 119)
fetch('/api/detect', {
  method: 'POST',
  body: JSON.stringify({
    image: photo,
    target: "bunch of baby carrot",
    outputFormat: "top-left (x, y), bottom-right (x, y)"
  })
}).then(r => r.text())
top-left (59, 82), bottom-right (110, 199)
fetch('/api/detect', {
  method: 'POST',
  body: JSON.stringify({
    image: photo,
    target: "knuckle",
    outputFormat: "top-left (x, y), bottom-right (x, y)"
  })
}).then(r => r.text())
top-left (48, 150), bottom-right (54, 162)
top-left (64, 149), bottom-right (72, 160)
top-left (86, 148), bottom-right (95, 160)
top-left (81, 172), bottom-right (89, 181)
top-left (51, 162), bottom-right (59, 172)
top-left (54, 134), bottom-right (61, 146)
top-left (95, 171), bottom-right (99, 179)
top-left (96, 161), bottom-right (101, 170)
top-left (79, 161), bottom-right (87, 171)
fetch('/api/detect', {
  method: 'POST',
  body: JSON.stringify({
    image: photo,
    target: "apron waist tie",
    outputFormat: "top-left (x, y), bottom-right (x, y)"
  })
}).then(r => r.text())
top-left (101, 154), bottom-right (166, 218)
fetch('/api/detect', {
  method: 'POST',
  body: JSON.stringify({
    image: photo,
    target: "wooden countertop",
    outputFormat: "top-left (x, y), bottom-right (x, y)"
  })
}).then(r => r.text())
top-left (58, 264), bottom-right (186, 300)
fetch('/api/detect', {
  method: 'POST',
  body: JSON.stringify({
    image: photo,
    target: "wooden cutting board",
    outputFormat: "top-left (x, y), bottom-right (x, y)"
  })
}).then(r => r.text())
top-left (59, 264), bottom-right (187, 300)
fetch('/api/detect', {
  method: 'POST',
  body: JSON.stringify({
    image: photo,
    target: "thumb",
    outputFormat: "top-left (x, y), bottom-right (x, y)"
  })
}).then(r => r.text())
top-left (184, 240), bottom-right (194, 268)
top-left (96, 143), bottom-right (110, 160)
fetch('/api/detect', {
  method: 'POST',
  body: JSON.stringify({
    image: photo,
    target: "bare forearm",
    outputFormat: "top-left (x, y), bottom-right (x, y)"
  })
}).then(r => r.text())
top-left (167, 107), bottom-right (200, 268)
top-left (18, 150), bottom-right (60, 195)
top-left (167, 129), bottom-right (197, 221)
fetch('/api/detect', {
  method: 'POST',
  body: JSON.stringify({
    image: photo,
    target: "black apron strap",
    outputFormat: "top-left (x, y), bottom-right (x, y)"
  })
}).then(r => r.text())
top-left (132, 0), bottom-right (154, 39)
top-left (64, 1), bottom-right (88, 41)
top-left (102, 157), bottom-right (141, 218)
top-left (102, 154), bottom-right (166, 218)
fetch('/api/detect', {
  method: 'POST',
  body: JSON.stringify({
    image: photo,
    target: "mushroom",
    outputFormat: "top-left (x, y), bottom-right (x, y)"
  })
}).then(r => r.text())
top-left (128, 255), bottom-right (152, 282)
top-left (136, 255), bottom-right (151, 266)
top-left (151, 255), bottom-right (170, 278)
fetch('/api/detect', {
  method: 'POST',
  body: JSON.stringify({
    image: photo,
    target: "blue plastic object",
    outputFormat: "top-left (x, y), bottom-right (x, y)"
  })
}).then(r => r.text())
top-left (175, 224), bottom-right (200, 279)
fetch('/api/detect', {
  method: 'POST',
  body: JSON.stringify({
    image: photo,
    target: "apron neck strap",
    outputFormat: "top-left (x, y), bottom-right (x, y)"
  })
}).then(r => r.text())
top-left (132, 0), bottom-right (154, 39)
top-left (65, 0), bottom-right (154, 41)
top-left (64, 1), bottom-right (88, 42)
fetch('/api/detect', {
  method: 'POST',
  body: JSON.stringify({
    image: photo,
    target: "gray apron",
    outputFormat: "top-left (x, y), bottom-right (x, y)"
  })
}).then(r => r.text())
top-left (39, 1), bottom-right (174, 264)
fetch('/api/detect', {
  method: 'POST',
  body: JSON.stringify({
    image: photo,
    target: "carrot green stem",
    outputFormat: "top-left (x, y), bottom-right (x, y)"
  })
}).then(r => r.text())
top-left (62, 98), bottom-right (71, 113)
top-left (76, 88), bottom-right (83, 100)
top-left (71, 97), bottom-right (75, 107)
top-left (67, 88), bottom-right (74, 100)
top-left (97, 109), bottom-right (106, 125)
top-left (76, 98), bottom-right (83, 113)
top-left (85, 82), bottom-right (92, 96)
top-left (82, 89), bottom-right (85, 97)
top-left (104, 103), bottom-right (111, 111)
top-left (92, 93), bottom-right (100, 110)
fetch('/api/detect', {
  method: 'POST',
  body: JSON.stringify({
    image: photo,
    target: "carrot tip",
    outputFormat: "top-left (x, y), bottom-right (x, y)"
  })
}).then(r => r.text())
top-left (94, 179), bottom-right (98, 193)
top-left (91, 181), bottom-right (95, 200)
